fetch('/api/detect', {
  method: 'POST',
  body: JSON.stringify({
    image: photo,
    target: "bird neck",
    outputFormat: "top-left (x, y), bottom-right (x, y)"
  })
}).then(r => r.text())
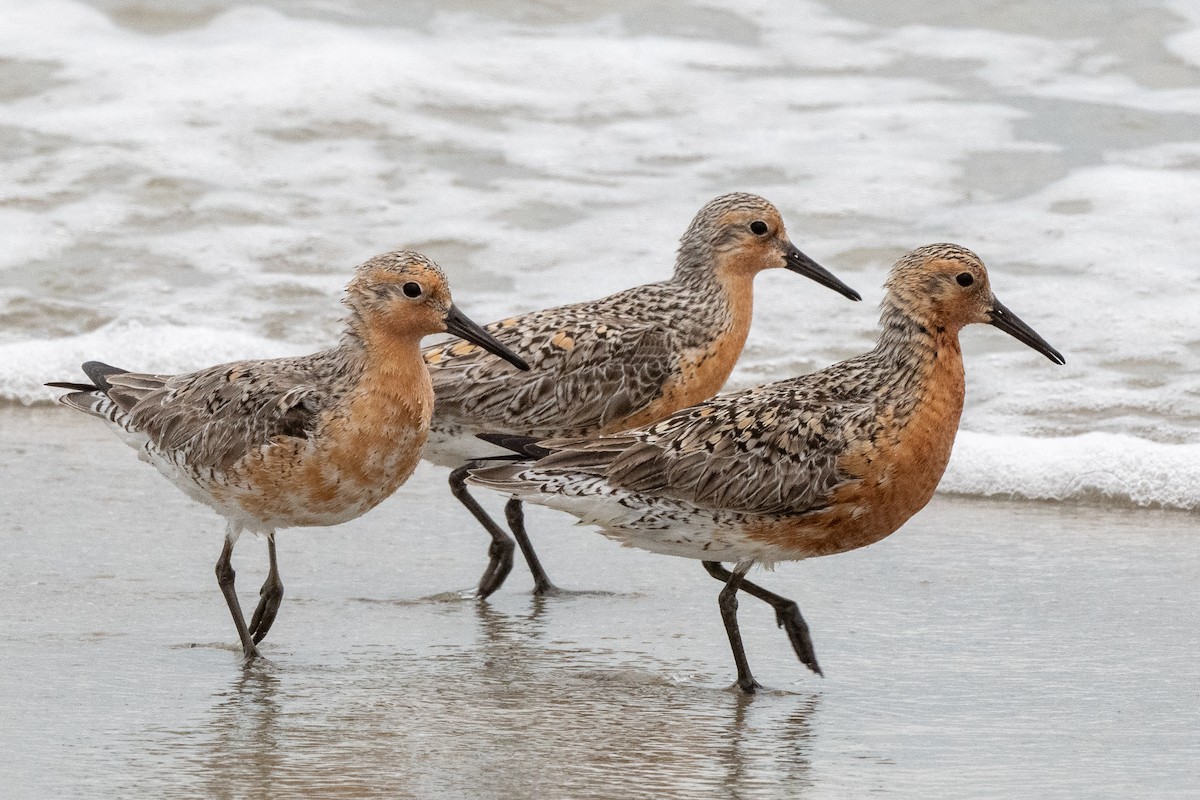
top-left (299, 325), bottom-right (432, 507)
top-left (671, 250), bottom-right (721, 292)
top-left (668, 257), bottom-right (754, 357)
top-left (338, 324), bottom-right (433, 412)
top-left (869, 299), bottom-right (966, 426)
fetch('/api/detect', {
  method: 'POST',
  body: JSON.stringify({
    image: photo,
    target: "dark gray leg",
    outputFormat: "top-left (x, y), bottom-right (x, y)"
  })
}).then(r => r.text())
top-left (215, 531), bottom-right (259, 663)
top-left (504, 499), bottom-right (559, 596)
top-left (449, 465), bottom-right (515, 599)
top-left (704, 561), bottom-right (760, 693)
top-left (249, 532), bottom-right (284, 644)
top-left (703, 561), bottom-right (822, 677)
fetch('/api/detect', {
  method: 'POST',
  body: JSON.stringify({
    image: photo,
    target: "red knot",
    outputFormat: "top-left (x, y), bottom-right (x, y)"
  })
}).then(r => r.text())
top-left (48, 251), bottom-right (529, 663)
top-left (421, 193), bottom-right (859, 597)
top-left (469, 243), bottom-right (1063, 691)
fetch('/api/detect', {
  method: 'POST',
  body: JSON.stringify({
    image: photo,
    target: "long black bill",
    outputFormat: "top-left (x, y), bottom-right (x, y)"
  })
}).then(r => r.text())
top-left (444, 305), bottom-right (531, 371)
top-left (988, 298), bottom-right (1065, 365)
top-left (784, 244), bottom-right (861, 301)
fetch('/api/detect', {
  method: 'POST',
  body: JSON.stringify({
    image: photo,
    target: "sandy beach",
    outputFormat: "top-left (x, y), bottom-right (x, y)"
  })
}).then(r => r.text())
top-left (2, 406), bottom-right (1196, 798)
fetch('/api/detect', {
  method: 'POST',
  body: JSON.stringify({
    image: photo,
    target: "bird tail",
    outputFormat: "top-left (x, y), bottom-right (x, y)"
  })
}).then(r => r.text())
top-left (474, 433), bottom-right (553, 459)
top-left (45, 361), bottom-right (128, 417)
top-left (467, 460), bottom-right (536, 492)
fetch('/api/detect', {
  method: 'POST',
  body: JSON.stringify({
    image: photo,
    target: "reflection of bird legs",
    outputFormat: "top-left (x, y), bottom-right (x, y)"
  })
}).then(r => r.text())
top-left (722, 685), bottom-right (820, 794)
top-left (703, 562), bottom-right (822, 686)
top-left (206, 663), bottom-right (283, 796)
top-left (472, 591), bottom-right (553, 681)
top-left (473, 589), bottom-right (552, 633)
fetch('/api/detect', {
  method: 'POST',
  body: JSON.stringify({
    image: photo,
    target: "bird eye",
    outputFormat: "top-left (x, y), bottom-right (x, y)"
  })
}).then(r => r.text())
top-left (402, 281), bottom-right (423, 298)
top-left (956, 272), bottom-right (974, 287)
top-left (749, 220), bottom-right (769, 236)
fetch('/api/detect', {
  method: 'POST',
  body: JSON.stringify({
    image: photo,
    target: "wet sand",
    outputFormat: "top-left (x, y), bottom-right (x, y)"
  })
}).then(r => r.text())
top-left (1, 406), bottom-right (1197, 798)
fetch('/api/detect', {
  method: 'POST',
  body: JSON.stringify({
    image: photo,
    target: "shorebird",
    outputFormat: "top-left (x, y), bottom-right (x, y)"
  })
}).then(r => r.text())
top-left (469, 243), bottom-right (1064, 691)
top-left (47, 251), bottom-right (529, 663)
top-left (422, 193), bottom-right (861, 598)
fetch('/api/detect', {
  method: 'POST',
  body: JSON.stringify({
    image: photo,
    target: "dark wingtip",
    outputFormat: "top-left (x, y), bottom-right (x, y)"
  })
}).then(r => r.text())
top-left (45, 381), bottom-right (98, 391)
top-left (81, 361), bottom-right (126, 393)
top-left (48, 361), bottom-right (127, 394)
top-left (476, 433), bottom-right (552, 459)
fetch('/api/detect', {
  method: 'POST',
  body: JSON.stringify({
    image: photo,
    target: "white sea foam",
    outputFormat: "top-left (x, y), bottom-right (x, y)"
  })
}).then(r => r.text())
top-left (2, 0), bottom-right (1198, 509)
top-left (944, 432), bottom-right (1200, 511)
top-left (12, 321), bottom-right (302, 404)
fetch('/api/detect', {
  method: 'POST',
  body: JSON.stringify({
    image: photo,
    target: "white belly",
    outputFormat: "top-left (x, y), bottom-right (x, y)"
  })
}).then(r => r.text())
top-left (422, 425), bottom-right (516, 468)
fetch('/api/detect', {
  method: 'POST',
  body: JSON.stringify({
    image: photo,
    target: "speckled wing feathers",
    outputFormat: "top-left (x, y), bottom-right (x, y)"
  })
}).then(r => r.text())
top-left (492, 372), bottom-right (882, 517)
top-left (426, 291), bottom-right (687, 437)
top-left (64, 355), bottom-right (342, 472)
top-left (131, 360), bottom-right (332, 470)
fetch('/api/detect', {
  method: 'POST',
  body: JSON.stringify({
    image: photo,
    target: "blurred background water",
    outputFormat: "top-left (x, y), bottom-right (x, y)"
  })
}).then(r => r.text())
top-left (2, 0), bottom-right (1200, 506)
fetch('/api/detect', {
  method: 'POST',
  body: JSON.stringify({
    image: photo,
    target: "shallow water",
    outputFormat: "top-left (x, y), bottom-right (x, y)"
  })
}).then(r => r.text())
top-left (2, 0), bottom-right (1200, 507)
top-left (2, 408), bottom-right (1198, 798)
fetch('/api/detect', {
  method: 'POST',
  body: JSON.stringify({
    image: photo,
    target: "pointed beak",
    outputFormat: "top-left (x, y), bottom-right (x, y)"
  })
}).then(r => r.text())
top-left (784, 243), bottom-right (861, 301)
top-left (988, 298), bottom-right (1065, 365)
top-left (444, 305), bottom-right (530, 371)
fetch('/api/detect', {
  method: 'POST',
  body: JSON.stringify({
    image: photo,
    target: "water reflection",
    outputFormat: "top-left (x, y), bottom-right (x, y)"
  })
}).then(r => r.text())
top-left (140, 599), bottom-right (821, 799)
top-left (200, 665), bottom-right (284, 799)
top-left (718, 693), bottom-right (819, 797)
top-left (381, 598), bottom-right (825, 799)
